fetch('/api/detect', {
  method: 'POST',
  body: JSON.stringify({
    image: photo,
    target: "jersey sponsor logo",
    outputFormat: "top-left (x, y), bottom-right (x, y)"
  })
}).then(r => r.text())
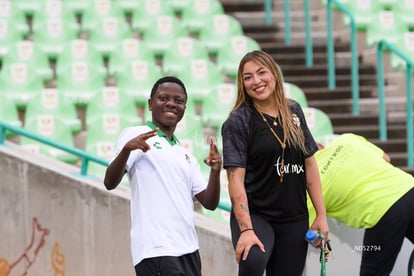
top-left (274, 156), bottom-right (304, 176)
top-left (185, 154), bottom-right (191, 164)
top-left (292, 113), bottom-right (301, 126)
top-left (153, 142), bottom-right (162, 149)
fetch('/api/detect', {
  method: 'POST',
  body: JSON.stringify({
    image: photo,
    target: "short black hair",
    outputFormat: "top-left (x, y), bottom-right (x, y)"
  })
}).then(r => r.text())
top-left (150, 76), bottom-right (187, 99)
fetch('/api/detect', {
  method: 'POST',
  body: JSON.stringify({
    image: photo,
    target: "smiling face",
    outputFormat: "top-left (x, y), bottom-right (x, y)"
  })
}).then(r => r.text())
top-left (241, 60), bottom-right (276, 106)
top-left (148, 82), bottom-right (187, 135)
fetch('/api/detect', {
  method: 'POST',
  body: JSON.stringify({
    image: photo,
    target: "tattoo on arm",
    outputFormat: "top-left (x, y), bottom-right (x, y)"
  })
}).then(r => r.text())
top-left (231, 194), bottom-right (250, 229)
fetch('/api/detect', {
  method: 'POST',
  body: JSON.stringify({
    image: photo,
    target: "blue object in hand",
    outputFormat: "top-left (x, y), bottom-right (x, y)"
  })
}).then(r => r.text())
top-left (305, 230), bottom-right (322, 247)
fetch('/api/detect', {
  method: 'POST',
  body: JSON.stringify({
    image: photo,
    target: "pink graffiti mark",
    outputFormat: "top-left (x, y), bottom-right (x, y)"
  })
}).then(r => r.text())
top-left (7, 217), bottom-right (50, 275)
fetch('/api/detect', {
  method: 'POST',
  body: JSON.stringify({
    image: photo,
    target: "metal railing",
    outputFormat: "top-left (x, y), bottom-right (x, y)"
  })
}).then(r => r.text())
top-left (326, 0), bottom-right (360, 115)
top-left (281, 0), bottom-right (313, 66)
top-left (376, 40), bottom-right (414, 167)
top-left (0, 120), bottom-right (233, 210)
top-left (0, 120), bottom-right (108, 176)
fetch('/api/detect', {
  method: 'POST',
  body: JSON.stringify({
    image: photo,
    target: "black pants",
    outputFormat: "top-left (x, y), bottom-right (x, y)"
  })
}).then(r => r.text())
top-left (360, 188), bottom-right (414, 276)
top-left (230, 212), bottom-right (309, 276)
top-left (134, 251), bottom-right (202, 276)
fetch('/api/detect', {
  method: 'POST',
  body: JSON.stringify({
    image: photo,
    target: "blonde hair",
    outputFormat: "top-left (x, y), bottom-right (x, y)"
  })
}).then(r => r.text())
top-left (232, 50), bottom-right (307, 153)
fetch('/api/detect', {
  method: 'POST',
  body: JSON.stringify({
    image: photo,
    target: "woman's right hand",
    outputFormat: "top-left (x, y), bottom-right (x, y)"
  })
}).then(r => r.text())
top-left (235, 229), bottom-right (265, 263)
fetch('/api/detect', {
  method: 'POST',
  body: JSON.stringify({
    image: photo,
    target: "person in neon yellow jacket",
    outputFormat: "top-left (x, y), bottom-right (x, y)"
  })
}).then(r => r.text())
top-left (308, 133), bottom-right (414, 276)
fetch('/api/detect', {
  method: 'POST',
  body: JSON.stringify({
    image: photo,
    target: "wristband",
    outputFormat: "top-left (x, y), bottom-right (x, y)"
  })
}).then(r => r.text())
top-left (240, 228), bottom-right (254, 234)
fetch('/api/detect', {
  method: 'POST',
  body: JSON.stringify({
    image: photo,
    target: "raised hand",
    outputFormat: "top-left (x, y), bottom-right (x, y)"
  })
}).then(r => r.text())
top-left (125, 128), bottom-right (159, 152)
top-left (204, 136), bottom-right (222, 171)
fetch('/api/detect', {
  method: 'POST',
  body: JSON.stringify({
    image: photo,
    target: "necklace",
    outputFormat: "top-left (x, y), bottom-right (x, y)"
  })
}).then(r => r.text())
top-left (258, 111), bottom-right (286, 183)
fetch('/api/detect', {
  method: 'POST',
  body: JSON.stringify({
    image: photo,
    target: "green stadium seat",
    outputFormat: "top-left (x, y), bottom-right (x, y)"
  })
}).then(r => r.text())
top-left (175, 58), bottom-right (224, 104)
top-left (13, 0), bottom-right (43, 16)
top-left (20, 116), bottom-right (79, 164)
top-left (86, 85), bottom-right (143, 127)
top-left (198, 14), bottom-right (244, 56)
top-left (130, 0), bottom-right (175, 36)
top-left (216, 35), bottom-right (261, 80)
top-left (283, 82), bottom-right (308, 108)
top-left (390, 32), bottom-right (414, 71)
top-left (141, 15), bottom-right (188, 58)
top-left (0, 0), bottom-right (29, 35)
top-left (31, 0), bottom-right (79, 32)
top-left (85, 137), bottom-right (130, 187)
top-left (174, 115), bottom-right (205, 155)
top-left (56, 61), bottom-right (107, 107)
top-left (0, 95), bottom-right (22, 138)
top-left (115, 59), bottom-right (164, 107)
top-left (2, 40), bottom-right (53, 82)
top-left (107, 38), bottom-right (156, 76)
top-left (302, 107), bottom-right (334, 145)
top-left (162, 37), bottom-right (210, 75)
top-left (0, 19), bottom-right (27, 59)
top-left (24, 88), bottom-right (82, 134)
top-left (200, 169), bottom-right (230, 223)
top-left (0, 62), bottom-right (44, 110)
top-left (65, 0), bottom-right (95, 16)
top-left (55, 39), bottom-right (106, 76)
top-left (343, 1), bottom-right (384, 30)
top-left (201, 82), bottom-right (236, 130)
top-left (391, 0), bottom-right (414, 27)
top-left (365, 10), bottom-right (408, 47)
top-left (167, 0), bottom-right (193, 15)
top-left (81, 0), bottom-right (125, 30)
top-left (112, 0), bottom-right (142, 14)
top-left (379, 0), bottom-right (399, 9)
top-left (31, 17), bottom-right (80, 59)
top-left (85, 16), bottom-right (133, 58)
top-left (86, 113), bottom-right (135, 144)
top-left (180, 0), bottom-right (225, 36)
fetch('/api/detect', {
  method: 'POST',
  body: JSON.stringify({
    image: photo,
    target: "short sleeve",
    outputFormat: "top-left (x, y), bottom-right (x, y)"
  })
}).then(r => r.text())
top-left (221, 107), bottom-right (251, 169)
top-left (289, 100), bottom-right (318, 158)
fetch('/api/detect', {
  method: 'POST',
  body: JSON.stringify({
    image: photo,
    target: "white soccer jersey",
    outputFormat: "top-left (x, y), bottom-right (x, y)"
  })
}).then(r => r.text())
top-left (113, 122), bottom-right (208, 266)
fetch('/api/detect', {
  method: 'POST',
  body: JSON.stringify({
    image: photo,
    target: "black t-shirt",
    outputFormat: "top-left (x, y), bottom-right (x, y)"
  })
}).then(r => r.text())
top-left (221, 101), bottom-right (318, 223)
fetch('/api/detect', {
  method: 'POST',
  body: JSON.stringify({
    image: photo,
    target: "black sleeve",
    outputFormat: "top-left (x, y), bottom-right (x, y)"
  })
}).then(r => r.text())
top-left (289, 100), bottom-right (318, 158)
top-left (221, 108), bottom-right (251, 169)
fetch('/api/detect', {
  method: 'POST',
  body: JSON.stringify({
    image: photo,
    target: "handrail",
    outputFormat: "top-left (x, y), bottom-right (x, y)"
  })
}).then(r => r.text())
top-left (0, 120), bottom-right (233, 210)
top-left (264, 0), bottom-right (272, 25)
top-left (283, 0), bottom-right (291, 44)
top-left (326, 0), bottom-right (360, 115)
top-left (0, 120), bottom-right (108, 176)
top-left (376, 40), bottom-right (414, 167)
top-left (304, 0), bottom-right (313, 67)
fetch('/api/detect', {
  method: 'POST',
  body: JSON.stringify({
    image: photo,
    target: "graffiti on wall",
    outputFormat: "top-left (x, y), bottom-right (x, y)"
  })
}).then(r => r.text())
top-left (0, 217), bottom-right (65, 276)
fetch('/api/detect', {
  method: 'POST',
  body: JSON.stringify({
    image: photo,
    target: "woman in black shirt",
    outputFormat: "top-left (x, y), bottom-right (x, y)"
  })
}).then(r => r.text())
top-left (222, 50), bottom-right (329, 276)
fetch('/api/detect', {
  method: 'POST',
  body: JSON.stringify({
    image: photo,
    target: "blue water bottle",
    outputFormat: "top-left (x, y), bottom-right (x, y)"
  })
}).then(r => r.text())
top-left (305, 230), bottom-right (322, 247)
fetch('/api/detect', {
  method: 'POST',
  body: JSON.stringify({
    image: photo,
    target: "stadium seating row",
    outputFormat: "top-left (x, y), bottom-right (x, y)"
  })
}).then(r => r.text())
top-left (322, 0), bottom-right (414, 74)
top-left (0, 0), bottom-right (338, 222)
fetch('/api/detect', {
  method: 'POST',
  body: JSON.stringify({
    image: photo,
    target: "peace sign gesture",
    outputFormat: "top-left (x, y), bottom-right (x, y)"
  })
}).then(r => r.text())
top-left (124, 128), bottom-right (159, 152)
top-left (204, 136), bottom-right (222, 171)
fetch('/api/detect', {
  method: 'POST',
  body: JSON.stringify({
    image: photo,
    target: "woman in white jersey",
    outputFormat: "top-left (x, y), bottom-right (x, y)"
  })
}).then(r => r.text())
top-left (104, 76), bottom-right (222, 275)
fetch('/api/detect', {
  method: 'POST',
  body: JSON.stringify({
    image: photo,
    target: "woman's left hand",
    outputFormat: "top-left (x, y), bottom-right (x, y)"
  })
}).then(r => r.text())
top-left (310, 215), bottom-right (330, 243)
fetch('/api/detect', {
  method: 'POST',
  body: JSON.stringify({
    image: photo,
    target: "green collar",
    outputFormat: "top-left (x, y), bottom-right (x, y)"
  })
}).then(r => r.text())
top-left (146, 121), bottom-right (178, 146)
